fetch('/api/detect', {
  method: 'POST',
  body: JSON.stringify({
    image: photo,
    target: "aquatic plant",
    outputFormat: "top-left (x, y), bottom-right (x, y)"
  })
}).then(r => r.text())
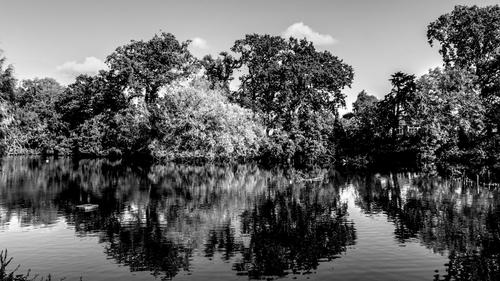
top-left (0, 249), bottom-right (62, 281)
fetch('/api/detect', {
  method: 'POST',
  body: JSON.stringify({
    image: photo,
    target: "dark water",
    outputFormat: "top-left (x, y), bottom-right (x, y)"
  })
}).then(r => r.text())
top-left (0, 158), bottom-right (499, 281)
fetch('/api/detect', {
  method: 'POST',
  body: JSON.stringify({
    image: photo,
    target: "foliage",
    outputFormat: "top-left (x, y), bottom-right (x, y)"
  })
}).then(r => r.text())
top-left (55, 70), bottom-right (150, 157)
top-left (0, 102), bottom-right (7, 156)
top-left (71, 107), bottom-right (150, 158)
top-left (352, 90), bottom-right (378, 115)
top-left (414, 67), bottom-right (486, 174)
top-left (201, 51), bottom-right (236, 91)
top-left (229, 34), bottom-right (354, 165)
top-left (339, 90), bottom-right (379, 162)
top-left (231, 34), bottom-right (353, 127)
top-left (427, 5), bottom-right (500, 119)
top-left (260, 108), bottom-right (339, 166)
top-left (4, 78), bottom-right (69, 155)
top-left (0, 52), bottom-right (16, 102)
top-left (377, 72), bottom-right (417, 140)
top-left (0, 51), bottom-right (16, 156)
top-left (0, 20), bottom-right (499, 173)
top-left (56, 73), bottom-right (129, 130)
top-left (427, 5), bottom-right (500, 73)
top-left (56, 75), bottom-right (96, 129)
top-left (105, 32), bottom-right (195, 104)
top-left (339, 71), bottom-right (420, 168)
top-left (341, 68), bottom-right (487, 174)
top-left (427, 4), bottom-right (500, 174)
top-left (105, 32), bottom-right (200, 143)
top-left (150, 79), bottom-right (266, 162)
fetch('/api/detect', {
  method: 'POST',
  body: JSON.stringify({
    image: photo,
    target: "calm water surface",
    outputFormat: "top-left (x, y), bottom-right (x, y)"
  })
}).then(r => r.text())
top-left (0, 157), bottom-right (499, 281)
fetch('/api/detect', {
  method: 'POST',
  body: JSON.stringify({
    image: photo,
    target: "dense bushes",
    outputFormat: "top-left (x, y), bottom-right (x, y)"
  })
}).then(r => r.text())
top-left (4, 78), bottom-right (69, 155)
top-left (261, 109), bottom-right (338, 166)
top-left (150, 80), bottom-right (266, 161)
top-left (72, 108), bottom-right (151, 157)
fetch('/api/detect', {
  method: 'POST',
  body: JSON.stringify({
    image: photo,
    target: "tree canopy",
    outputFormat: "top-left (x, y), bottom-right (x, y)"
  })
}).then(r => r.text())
top-left (427, 5), bottom-right (500, 71)
top-left (201, 51), bottom-right (236, 91)
top-left (231, 34), bottom-right (354, 129)
top-left (106, 32), bottom-right (195, 104)
top-left (427, 5), bottom-right (500, 99)
top-left (427, 4), bottom-right (500, 172)
top-left (414, 67), bottom-right (486, 173)
top-left (227, 34), bottom-right (354, 165)
top-left (352, 90), bottom-right (378, 115)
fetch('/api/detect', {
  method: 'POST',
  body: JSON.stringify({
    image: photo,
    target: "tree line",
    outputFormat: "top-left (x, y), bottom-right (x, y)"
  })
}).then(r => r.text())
top-left (341, 5), bottom-right (500, 176)
top-left (0, 5), bottom-right (499, 176)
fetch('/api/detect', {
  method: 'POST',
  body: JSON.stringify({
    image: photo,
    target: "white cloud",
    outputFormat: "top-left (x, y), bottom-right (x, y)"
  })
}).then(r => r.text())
top-left (282, 22), bottom-right (337, 46)
top-left (56, 56), bottom-right (108, 77)
top-left (190, 37), bottom-right (209, 49)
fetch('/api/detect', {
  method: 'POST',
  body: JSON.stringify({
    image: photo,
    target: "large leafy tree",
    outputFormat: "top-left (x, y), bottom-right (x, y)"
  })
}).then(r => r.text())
top-left (231, 34), bottom-right (353, 129)
top-left (415, 67), bottom-right (486, 174)
top-left (427, 5), bottom-right (500, 123)
top-left (229, 34), bottom-right (354, 165)
top-left (105, 33), bottom-right (197, 140)
top-left (427, 5), bottom-right (500, 113)
top-left (55, 72), bottom-right (149, 157)
top-left (106, 32), bottom-right (195, 104)
top-left (427, 5), bottom-right (500, 74)
top-left (56, 72), bottom-right (129, 130)
top-left (428, 5), bottom-right (500, 171)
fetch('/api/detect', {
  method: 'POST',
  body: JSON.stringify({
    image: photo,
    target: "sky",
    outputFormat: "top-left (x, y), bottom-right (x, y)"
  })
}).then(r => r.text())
top-left (0, 0), bottom-right (498, 112)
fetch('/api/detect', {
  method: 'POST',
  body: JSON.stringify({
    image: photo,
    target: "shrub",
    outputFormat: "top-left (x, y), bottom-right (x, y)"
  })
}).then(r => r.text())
top-left (150, 79), bottom-right (266, 162)
top-left (72, 107), bottom-right (150, 157)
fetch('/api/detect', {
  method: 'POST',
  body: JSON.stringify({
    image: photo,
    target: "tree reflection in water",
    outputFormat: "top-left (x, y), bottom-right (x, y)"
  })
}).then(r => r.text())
top-left (352, 173), bottom-right (500, 281)
top-left (234, 186), bottom-right (355, 279)
top-left (1, 157), bottom-right (499, 280)
top-left (0, 158), bottom-right (356, 280)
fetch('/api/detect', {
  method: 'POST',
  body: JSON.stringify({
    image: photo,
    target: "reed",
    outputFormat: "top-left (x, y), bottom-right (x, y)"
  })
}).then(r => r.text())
top-left (0, 249), bottom-right (54, 281)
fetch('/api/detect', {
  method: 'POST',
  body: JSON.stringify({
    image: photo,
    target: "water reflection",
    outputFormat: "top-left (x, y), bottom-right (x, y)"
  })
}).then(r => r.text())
top-left (234, 188), bottom-right (355, 278)
top-left (0, 157), bottom-right (499, 280)
top-left (0, 158), bottom-right (355, 280)
top-left (351, 173), bottom-right (500, 281)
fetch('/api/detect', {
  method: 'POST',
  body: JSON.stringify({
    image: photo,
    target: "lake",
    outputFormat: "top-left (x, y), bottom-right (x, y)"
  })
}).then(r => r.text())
top-left (0, 157), bottom-right (498, 281)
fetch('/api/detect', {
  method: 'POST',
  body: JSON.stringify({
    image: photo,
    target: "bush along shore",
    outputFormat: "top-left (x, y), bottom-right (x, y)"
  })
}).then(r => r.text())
top-left (1, 5), bottom-right (500, 178)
